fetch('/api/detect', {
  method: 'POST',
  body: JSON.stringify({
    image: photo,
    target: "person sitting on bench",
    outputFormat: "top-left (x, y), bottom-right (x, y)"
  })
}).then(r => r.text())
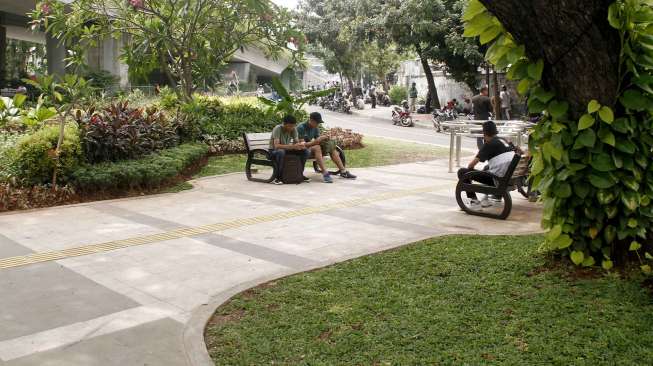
top-left (457, 121), bottom-right (516, 208)
top-left (297, 112), bottom-right (357, 183)
top-left (270, 115), bottom-right (310, 185)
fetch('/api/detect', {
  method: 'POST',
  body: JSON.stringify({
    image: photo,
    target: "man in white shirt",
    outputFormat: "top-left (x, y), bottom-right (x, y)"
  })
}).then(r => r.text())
top-left (500, 85), bottom-right (512, 120)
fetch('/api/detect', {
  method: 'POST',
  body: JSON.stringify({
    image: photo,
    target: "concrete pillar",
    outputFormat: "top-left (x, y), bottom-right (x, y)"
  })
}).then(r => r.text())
top-left (46, 34), bottom-right (66, 77)
top-left (0, 26), bottom-right (6, 85)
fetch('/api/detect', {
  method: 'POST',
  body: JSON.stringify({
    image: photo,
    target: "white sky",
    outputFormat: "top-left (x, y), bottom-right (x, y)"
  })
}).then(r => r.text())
top-left (272, 0), bottom-right (299, 9)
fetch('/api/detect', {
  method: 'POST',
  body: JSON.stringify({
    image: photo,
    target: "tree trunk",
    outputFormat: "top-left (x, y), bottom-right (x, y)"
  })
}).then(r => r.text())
top-left (478, 0), bottom-right (620, 119)
top-left (416, 43), bottom-right (440, 112)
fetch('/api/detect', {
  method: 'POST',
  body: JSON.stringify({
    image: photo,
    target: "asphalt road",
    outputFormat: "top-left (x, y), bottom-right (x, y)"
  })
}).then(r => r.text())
top-left (308, 105), bottom-right (478, 151)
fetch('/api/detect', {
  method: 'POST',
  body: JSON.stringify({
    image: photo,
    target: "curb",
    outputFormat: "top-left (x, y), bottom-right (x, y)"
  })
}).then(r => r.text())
top-left (181, 230), bottom-right (545, 366)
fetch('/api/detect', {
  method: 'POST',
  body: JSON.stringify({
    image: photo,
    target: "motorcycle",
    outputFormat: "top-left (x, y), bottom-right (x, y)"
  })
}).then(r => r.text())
top-left (392, 100), bottom-right (414, 127)
top-left (432, 108), bottom-right (458, 132)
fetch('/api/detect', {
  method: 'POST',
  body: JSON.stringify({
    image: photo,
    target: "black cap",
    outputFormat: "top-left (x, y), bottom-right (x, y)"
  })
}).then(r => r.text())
top-left (309, 112), bottom-right (323, 123)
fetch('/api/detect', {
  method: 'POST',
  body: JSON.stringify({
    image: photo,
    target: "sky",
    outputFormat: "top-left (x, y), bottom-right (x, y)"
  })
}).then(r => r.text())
top-left (272, 0), bottom-right (299, 9)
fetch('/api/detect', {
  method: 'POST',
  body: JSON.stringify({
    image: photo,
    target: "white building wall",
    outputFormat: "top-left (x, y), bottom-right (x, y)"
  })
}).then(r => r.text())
top-left (396, 59), bottom-right (473, 106)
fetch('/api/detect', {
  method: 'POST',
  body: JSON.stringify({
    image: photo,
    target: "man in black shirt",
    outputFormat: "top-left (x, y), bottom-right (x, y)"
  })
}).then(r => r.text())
top-left (472, 86), bottom-right (493, 149)
top-left (457, 121), bottom-right (515, 207)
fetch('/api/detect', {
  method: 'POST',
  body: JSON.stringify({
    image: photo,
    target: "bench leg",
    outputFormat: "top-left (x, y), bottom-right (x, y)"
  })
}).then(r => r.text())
top-left (455, 181), bottom-right (513, 220)
top-left (246, 158), bottom-right (277, 183)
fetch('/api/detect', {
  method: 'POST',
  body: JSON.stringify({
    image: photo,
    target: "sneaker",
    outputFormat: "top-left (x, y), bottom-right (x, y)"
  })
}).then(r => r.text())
top-left (469, 199), bottom-right (482, 209)
top-left (272, 179), bottom-right (283, 185)
top-left (323, 174), bottom-right (333, 183)
top-left (303, 176), bottom-right (311, 183)
top-left (481, 197), bottom-right (492, 207)
top-left (339, 170), bottom-right (357, 179)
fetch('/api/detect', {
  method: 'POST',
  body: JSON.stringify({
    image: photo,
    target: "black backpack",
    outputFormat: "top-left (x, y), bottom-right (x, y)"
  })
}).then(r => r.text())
top-left (282, 154), bottom-right (304, 184)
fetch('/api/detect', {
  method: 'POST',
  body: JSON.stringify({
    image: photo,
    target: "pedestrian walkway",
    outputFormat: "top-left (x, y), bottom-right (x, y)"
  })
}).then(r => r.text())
top-left (0, 159), bottom-right (541, 366)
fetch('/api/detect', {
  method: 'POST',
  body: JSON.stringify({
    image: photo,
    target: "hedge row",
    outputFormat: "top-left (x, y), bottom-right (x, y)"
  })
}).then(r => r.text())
top-left (71, 142), bottom-right (208, 191)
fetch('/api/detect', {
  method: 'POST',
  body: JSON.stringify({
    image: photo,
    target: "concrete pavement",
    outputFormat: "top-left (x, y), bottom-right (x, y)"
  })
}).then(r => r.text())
top-left (0, 158), bottom-right (541, 365)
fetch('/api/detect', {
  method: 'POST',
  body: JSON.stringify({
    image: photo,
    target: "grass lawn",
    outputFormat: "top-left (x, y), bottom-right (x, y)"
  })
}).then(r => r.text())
top-left (205, 235), bottom-right (653, 365)
top-left (197, 136), bottom-right (449, 178)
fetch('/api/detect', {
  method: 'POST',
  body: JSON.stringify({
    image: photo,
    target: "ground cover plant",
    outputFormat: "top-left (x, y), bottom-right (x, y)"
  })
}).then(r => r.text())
top-left (206, 234), bottom-right (653, 365)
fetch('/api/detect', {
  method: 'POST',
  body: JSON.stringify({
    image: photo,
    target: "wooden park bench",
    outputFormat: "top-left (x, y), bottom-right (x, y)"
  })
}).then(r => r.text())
top-left (243, 132), bottom-right (347, 183)
top-left (455, 154), bottom-right (531, 220)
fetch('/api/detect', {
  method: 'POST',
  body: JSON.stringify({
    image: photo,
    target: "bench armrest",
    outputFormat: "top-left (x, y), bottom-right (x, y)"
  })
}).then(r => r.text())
top-left (461, 170), bottom-right (500, 181)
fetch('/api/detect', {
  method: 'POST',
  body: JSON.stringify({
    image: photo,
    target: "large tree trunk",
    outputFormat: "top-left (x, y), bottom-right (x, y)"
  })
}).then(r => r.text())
top-left (416, 43), bottom-right (440, 112)
top-left (478, 0), bottom-right (620, 119)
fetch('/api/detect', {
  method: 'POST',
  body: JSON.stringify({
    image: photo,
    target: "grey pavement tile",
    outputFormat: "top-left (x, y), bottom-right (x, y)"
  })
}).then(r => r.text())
top-left (324, 207), bottom-right (442, 237)
top-left (5, 318), bottom-right (185, 366)
top-left (0, 262), bottom-right (139, 341)
top-left (0, 234), bottom-right (33, 259)
top-left (91, 204), bottom-right (185, 231)
top-left (194, 233), bottom-right (319, 269)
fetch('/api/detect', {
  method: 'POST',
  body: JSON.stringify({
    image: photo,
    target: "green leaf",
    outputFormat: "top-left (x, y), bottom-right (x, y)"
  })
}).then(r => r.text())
top-left (646, 252), bottom-right (653, 260)
top-left (589, 174), bottom-right (615, 189)
top-left (616, 139), bottom-right (636, 154)
top-left (641, 265), bottom-right (652, 274)
top-left (598, 106), bottom-right (614, 123)
top-left (598, 129), bottom-right (616, 147)
top-left (462, 0), bottom-right (487, 21)
top-left (527, 59), bottom-right (544, 81)
top-left (630, 241), bottom-right (642, 251)
top-left (555, 183), bottom-right (572, 198)
top-left (530, 86), bottom-right (555, 103)
top-left (479, 25), bottom-right (503, 44)
top-left (570, 251), bottom-right (584, 266)
top-left (554, 234), bottom-right (573, 249)
top-left (588, 100), bottom-right (601, 113)
top-left (546, 225), bottom-right (563, 242)
top-left (582, 256), bottom-right (596, 267)
top-left (578, 114), bottom-right (595, 130)
top-left (577, 129), bottom-right (596, 147)
top-left (591, 153), bottom-right (616, 172)
top-left (620, 90), bottom-right (649, 110)
top-left (548, 100), bottom-right (569, 119)
top-left (608, 3), bottom-right (621, 29)
top-left (602, 259), bottom-right (613, 270)
top-left (517, 79), bottom-right (531, 95)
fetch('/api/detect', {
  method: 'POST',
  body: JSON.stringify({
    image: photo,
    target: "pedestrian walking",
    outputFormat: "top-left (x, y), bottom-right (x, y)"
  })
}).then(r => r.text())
top-left (500, 85), bottom-right (512, 120)
top-left (472, 86), bottom-right (493, 149)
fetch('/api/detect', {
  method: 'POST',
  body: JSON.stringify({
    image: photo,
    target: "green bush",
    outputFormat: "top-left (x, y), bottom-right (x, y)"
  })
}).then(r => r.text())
top-left (183, 96), bottom-right (277, 141)
top-left (389, 86), bottom-right (408, 105)
top-left (8, 124), bottom-right (83, 185)
top-left (71, 142), bottom-right (208, 190)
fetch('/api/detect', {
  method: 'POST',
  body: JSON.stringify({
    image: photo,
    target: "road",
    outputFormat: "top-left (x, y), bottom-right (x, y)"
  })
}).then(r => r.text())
top-left (308, 105), bottom-right (478, 151)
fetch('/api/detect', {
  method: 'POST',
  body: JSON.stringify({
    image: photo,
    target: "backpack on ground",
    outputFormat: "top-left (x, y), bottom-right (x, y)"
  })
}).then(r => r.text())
top-left (281, 154), bottom-right (304, 184)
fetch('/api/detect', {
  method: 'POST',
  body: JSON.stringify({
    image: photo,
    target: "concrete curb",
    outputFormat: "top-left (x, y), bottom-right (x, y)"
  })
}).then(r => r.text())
top-left (182, 230), bottom-right (545, 366)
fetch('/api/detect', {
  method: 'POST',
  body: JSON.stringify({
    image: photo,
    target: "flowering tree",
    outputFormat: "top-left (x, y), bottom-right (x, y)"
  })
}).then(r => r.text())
top-left (31, 0), bottom-right (305, 100)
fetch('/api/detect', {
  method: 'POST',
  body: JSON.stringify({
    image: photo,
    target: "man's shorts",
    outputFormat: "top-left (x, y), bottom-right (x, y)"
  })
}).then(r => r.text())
top-left (310, 140), bottom-right (336, 157)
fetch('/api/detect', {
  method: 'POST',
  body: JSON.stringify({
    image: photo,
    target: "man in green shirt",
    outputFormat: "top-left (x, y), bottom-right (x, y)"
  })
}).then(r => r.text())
top-left (270, 115), bottom-right (310, 185)
top-left (297, 112), bottom-right (356, 183)
top-left (409, 82), bottom-right (418, 112)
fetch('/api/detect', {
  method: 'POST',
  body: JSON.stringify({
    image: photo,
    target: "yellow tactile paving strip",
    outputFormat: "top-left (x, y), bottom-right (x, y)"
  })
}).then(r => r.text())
top-left (0, 185), bottom-right (447, 270)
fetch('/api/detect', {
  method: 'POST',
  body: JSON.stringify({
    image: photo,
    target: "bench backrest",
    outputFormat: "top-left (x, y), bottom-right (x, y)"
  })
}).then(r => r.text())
top-left (243, 133), bottom-right (272, 152)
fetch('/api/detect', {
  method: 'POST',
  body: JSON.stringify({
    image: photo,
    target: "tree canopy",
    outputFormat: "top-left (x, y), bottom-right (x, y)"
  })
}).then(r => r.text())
top-left (31, 0), bottom-right (304, 99)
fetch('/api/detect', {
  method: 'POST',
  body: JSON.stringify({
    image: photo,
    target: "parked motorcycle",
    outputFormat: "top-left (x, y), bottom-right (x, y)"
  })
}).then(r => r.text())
top-left (432, 108), bottom-right (458, 132)
top-left (392, 100), bottom-right (414, 127)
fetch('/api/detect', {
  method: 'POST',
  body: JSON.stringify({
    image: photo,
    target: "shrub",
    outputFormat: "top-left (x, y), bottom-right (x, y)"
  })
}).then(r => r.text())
top-left (8, 124), bottom-right (83, 185)
top-left (76, 101), bottom-right (179, 164)
top-left (182, 96), bottom-right (277, 142)
top-left (389, 86), bottom-right (408, 105)
top-left (71, 142), bottom-right (208, 191)
top-left (157, 86), bottom-right (179, 110)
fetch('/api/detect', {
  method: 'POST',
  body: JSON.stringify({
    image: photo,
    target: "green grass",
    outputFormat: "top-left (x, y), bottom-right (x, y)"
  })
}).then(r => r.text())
top-left (194, 136), bottom-right (450, 179)
top-left (205, 235), bottom-right (653, 365)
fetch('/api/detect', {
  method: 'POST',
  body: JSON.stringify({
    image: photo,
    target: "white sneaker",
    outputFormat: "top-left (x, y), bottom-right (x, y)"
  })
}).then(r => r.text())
top-left (481, 198), bottom-right (492, 207)
top-left (469, 199), bottom-right (482, 209)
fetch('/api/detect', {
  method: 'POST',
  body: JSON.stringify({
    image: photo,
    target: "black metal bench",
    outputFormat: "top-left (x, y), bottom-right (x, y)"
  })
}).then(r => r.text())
top-left (243, 132), bottom-right (347, 183)
top-left (455, 154), bottom-right (530, 220)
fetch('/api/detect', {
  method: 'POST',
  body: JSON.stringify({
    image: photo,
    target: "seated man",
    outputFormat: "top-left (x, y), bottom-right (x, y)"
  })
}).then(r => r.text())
top-left (270, 115), bottom-right (310, 185)
top-left (457, 121), bottom-right (516, 207)
top-left (297, 112), bottom-right (357, 183)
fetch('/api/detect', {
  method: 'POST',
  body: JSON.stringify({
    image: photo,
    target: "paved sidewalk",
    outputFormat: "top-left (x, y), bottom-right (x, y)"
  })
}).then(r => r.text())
top-left (0, 159), bottom-right (541, 365)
